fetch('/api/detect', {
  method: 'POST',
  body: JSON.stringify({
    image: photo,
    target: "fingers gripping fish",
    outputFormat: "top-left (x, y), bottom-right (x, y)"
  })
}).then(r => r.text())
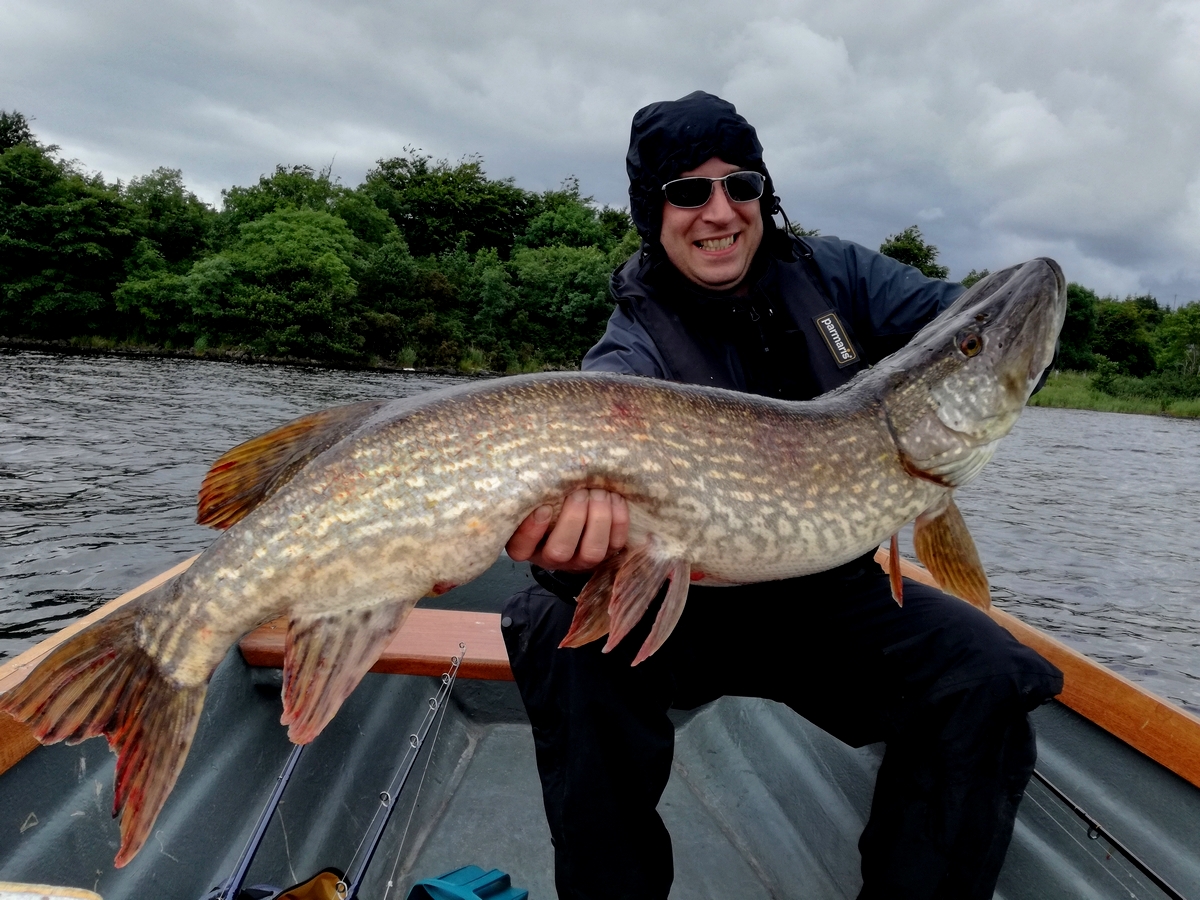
top-left (0, 258), bottom-right (1067, 866)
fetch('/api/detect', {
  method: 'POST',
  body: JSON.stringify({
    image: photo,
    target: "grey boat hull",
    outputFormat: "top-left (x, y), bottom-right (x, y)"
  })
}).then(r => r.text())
top-left (2, 561), bottom-right (1198, 899)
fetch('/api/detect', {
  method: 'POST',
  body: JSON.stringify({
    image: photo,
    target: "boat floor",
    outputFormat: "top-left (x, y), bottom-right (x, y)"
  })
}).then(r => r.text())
top-left (3, 645), bottom-right (1200, 899)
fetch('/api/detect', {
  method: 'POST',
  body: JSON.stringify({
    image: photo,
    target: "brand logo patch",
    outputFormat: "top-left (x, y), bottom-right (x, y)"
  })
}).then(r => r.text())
top-left (813, 311), bottom-right (860, 367)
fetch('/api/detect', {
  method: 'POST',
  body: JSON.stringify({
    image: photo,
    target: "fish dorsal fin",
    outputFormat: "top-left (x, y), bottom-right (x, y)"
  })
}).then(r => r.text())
top-left (912, 495), bottom-right (991, 609)
top-left (281, 600), bottom-right (413, 744)
top-left (197, 400), bottom-right (387, 530)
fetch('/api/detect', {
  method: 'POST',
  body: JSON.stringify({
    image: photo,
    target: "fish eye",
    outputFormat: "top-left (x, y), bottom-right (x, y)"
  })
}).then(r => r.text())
top-left (958, 332), bottom-right (983, 357)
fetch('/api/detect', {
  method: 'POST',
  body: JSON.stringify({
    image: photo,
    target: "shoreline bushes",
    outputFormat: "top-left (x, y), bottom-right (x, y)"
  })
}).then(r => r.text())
top-left (0, 113), bottom-right (637, 371)
top-left (2, 110), bottom-right (1198, 390)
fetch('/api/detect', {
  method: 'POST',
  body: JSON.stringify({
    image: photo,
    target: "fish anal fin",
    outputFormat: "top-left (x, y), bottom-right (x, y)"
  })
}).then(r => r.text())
top-left (633, 560), bottom-right (691, 666)
top-left (560, 555), bottom-right (620, 649)
top-left (913, 495), bottom-right (991, 609)
top-left (603, 540), bottom-right (675, 654)
top-left (281, 601), bottom-right (412, 745)
top-left (0, 599), bottom-right (207, 868)
top-left (197, 400), bottom-right (388, 530)
top-left (888, 534), bottom-right (904, 607)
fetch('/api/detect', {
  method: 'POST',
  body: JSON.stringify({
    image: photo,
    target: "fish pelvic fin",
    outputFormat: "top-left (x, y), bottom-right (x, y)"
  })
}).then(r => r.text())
top-left (0, 602), bottom-right (207, 868)
top-left (281, 601), bottom-right (411, 745)
top-left (913, 495), bottom-right (991, 610)
top-left (197, 400), bottom-right (388, 530)
top-left (632, 560), bottom-right (691, 666)
top-left (602, 539), bottom-right (678, 655)
top-left (888, 534), bottom-right (904, 608)
top-left (560, 555), bottom-right (619, 649)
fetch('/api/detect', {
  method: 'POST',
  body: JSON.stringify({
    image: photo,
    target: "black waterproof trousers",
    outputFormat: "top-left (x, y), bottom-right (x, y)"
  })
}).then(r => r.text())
top-left (500, 557), bottom-right (1063, 900)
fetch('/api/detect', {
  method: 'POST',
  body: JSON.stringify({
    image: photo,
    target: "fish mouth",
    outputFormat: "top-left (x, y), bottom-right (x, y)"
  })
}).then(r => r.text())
top-left (695, 234), bottom-right (737, 252)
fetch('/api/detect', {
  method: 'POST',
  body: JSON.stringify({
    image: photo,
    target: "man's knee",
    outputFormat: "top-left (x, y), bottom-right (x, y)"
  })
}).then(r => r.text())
top-left (501, 584), bottom-right (570, 668)
top-left (897, 586), bottom-right (1062, 709)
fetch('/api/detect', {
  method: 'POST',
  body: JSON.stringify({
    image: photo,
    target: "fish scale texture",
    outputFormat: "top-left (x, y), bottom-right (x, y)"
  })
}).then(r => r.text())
top-left (150, 374), bottom-right (944, 687)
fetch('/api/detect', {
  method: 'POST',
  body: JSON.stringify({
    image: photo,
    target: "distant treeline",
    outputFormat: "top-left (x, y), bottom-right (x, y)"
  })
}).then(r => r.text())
top-left (0, 111), bottom-right (638, 371)
top-left (2, 110), bottom-right (1198, 384)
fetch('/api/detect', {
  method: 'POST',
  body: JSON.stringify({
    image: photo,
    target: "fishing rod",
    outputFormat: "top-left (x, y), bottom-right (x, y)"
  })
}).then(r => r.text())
top-left (336, 643), bottom-right (465, 900)
top-left (1030, 769), bottom-right (1187, 900)
top-left (204, 645), bottom-right (463, 900)
top-left (209, 742), bottom-right (306, 900)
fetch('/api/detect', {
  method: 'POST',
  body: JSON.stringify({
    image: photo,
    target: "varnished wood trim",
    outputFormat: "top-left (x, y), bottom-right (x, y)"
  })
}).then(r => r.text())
top-left (6, 552), bottom-right (1199, 791)
top-left (0, 556), bottom-right (513, 777)
top-left (237, 608), bottom-right (514, 683)
top-left (0, 714), bottom-right (39, 780)
top-left (0, 884), bottom-right (103, 899)
top-left (875, 547), bottom-right (1200, 790)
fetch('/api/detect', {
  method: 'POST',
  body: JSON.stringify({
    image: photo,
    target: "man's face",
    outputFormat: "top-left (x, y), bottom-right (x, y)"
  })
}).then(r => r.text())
top-left (659, 156), bottom-right (764, 292)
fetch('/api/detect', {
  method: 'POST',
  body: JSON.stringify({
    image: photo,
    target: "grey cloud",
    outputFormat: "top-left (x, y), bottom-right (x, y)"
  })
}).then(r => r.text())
top-left (2, 0), bottom-right (1198, 299)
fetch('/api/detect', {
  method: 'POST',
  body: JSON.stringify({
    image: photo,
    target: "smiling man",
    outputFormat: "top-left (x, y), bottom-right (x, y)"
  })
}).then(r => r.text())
top-left (500, 92), bottom-right (1062, 900)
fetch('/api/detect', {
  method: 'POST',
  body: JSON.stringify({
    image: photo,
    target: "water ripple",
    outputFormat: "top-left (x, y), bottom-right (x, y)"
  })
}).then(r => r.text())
top-left (1, 352), bottom-right (1198, 711)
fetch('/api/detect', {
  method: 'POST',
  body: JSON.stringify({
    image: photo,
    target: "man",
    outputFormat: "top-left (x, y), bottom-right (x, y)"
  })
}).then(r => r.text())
top-left (500, 91), bottom-right (1062, 900)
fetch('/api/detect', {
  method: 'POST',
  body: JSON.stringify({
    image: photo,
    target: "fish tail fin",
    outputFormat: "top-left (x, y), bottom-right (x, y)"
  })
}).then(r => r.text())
top-left (282, 601), bottom-right (411, 744)
top-left (0, 602), bottom-right (207, 867)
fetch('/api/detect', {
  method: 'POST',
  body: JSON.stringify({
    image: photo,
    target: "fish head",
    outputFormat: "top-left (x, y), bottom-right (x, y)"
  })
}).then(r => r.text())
top-left (875, 257), bottom-right (1067, 486)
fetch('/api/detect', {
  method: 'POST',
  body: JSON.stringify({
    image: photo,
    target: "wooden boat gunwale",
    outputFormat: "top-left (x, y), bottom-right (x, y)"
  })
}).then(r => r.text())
top-left (2, 550), bottom-right (1199, 794)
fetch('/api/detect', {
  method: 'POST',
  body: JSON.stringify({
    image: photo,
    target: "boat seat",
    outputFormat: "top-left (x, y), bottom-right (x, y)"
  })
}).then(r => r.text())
top-left (238, 609), bottom-right (514, 681)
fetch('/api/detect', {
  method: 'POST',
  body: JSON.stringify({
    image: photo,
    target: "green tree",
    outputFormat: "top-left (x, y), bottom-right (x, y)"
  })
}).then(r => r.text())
top-left (879, 225), bottom-right (949, 279)
top-left (1093, 298), bottom-right (1156, 377)
top-left (1130, 294), bottom-right (1165, 331)
top-left (961, 269), bottom-right (989, 288)
top-left (518, 178), bottom-right (613, 251)
top-left (112, 240), bottom-right (191, 345)
top-left (0, 110), bottom-right (38, 152)
top-left (1155, 302), bottom-right (1200, 376)
top-left (123, 168), bottom-right (215, 267)
top-left (599, 207), bottom-right (635, 247)
top-left (198, 208), bottom-right (368, 358)
top-left (506, 245), bottom-right (614, 365)
top-left (218, 165), bottom-right (395, 249)
top-left (1058, 283), bottom-right (1100, 370)
top-left (363, 151), bottom-right (535, 259)
top-left (0, 142), bottom-right (132, 336)
top-left (220, 164), bottom-right (341, 231)
top-left (355, 235), bottom-right (480, 364)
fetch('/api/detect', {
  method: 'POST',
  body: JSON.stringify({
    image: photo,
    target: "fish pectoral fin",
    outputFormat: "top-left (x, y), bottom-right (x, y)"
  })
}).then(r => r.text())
top-left (633, 560), bottom-right (691, 665)
top-left (888, 533), bottom-right (904, 607)
top-left (912, 495), bottom-right (991, 610)
top-left (197, 400), bottom-right (388, 530)
top-left (560, 555), bottom-right (620, 648)
top-left (602, 538), bottom-right (678, 656)
top-left (0, 596), bottom-right (207, 868)
top-left (281, 601), bottom-right (412, 744)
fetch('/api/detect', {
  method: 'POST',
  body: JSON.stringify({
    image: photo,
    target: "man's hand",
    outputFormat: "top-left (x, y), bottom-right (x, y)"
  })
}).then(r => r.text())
top-left (506, 489), bottom-right (629, 573)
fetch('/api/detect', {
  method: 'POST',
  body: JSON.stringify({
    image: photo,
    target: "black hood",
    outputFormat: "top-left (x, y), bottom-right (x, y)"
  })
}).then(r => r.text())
top-left (626, 91), bottom-right (778, 245)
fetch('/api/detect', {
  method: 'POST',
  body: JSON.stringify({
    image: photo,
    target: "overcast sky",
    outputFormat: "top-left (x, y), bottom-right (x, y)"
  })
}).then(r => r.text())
top-left (4, 0), bottom-right (1199, 301)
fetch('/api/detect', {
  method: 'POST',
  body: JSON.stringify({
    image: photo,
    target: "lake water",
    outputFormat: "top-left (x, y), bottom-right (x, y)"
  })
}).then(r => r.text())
top-left (2, 349), bottom-right (1198, 713)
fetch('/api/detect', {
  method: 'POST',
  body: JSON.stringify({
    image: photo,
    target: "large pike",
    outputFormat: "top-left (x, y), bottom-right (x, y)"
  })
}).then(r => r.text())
top-left (2, 258), bottom-right (1066, 865)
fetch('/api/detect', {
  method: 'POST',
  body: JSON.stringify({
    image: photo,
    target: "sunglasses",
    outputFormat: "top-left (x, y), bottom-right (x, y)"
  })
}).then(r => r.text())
top-left (661, 171), bottom-right (766, 209)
